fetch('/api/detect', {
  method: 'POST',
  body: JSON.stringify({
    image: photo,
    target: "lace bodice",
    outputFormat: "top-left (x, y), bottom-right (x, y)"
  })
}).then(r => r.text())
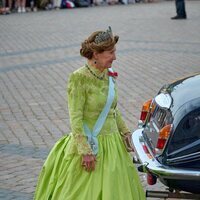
top-left (67, 65), bottom-right (130, 155)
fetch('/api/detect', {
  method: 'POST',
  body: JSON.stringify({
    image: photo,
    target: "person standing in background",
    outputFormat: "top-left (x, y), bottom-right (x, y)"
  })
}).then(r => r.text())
top-left (17, 0), bottom-right (26, 12)
top-left (0, 0), bottom-right (12, 14)
top-left (171, 0), bottom-right (187, 19)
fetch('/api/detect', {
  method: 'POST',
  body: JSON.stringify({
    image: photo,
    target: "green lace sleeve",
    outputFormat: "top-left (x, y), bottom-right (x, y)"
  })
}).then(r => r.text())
top-left (67, 72), bottom-right (93, 155)
top-left (115, 107), bottom-right (130, 135)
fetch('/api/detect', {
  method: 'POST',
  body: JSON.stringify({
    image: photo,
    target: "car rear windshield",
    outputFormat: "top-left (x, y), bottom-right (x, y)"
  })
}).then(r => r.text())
top-left (169, 109), bottom-right (200, 153)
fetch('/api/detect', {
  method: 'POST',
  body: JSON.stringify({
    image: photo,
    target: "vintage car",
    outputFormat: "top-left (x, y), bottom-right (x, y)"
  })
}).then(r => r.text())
top-left (132, 73), bottom-right (200, 199)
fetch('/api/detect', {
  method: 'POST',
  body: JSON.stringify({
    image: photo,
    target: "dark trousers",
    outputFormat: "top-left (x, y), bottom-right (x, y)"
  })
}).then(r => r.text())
top-left (26, 0), bottom-right (36, 7)
top-left (175, 0), bottom-right (186, 17)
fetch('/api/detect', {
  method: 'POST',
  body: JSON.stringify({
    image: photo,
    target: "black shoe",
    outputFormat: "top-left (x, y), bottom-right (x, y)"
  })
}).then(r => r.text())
top-left (171, 15), bottom-right (187, 20)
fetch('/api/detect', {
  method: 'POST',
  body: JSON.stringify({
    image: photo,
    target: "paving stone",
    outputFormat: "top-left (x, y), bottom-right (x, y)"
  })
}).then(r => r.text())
top-left (0, 1), bottom-right (200, 199)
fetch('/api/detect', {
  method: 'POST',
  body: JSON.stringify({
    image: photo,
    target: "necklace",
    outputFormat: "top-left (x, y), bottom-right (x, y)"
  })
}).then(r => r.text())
top-left (86, 64), bottom-right (105, 80)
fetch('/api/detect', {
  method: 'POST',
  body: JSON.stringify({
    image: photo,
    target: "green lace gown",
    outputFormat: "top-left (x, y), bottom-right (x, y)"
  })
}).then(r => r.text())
top-left (34, 65), bottom-right (145, 200)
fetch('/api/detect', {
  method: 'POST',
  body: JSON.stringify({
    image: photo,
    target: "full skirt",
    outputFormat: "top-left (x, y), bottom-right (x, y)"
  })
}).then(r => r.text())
top-left (34, 133), bottom-right (145, 200)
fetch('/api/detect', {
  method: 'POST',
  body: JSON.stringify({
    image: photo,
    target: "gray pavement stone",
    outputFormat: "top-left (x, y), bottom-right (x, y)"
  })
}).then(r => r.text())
top-left (0, 144), bottom-right (49, 159)
top-left (0, 1), bottom-right (200, 199)
top-left (0, 189), bottom-right (33, 200)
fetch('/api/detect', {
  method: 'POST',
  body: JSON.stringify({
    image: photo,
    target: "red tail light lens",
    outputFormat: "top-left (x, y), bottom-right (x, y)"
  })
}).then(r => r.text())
top-left (140, 99), bottom-right (152, 122)
top-left (142, 144), bottom-right (153, 159)
top-left (156, 124), bottom-right (172, 149)
top-left (147, 173), bottom-right (157, 185)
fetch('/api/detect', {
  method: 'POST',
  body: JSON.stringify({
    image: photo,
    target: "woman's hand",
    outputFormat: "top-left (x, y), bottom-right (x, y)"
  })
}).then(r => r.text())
top-left (81, 154), bottom-right (96, 172)
top-left (123, 133), bottom-right (134, 152)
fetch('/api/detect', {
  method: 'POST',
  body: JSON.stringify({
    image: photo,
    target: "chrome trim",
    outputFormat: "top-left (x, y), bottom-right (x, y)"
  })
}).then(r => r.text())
top-left (132, 129), bottom-right (200, 180)
top-left (155, 93), bottom-right (172, 109)
top-left (167, 151), bottom-right (200, 164)
top-left (137, 120), bottom-right (144, 128)
top-left (146, 190), bottom-right (200, 199)
top-left (152, 121), bottom-right (159, 133)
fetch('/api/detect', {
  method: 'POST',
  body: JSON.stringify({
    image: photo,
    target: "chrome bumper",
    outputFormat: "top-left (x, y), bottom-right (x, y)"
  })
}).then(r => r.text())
top-left (132, 129), bottom-right (200, 180)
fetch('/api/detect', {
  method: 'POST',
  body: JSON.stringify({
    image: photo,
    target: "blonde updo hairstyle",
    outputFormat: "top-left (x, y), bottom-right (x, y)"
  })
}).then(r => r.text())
top-left (80, 31), bottom-right (119, 59)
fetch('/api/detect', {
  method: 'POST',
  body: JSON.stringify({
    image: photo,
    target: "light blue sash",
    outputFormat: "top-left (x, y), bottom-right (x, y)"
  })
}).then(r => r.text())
top-left (83, 68), bottom-right (115, 155)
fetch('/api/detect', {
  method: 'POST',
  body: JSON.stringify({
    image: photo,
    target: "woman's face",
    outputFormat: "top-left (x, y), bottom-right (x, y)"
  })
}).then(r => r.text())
top-left (95, 46), bottom-right (116, 70)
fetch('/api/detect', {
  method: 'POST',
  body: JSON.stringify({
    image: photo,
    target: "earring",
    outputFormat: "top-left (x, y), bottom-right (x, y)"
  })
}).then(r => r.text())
top-left (94, 60), bottom-right (97, 64)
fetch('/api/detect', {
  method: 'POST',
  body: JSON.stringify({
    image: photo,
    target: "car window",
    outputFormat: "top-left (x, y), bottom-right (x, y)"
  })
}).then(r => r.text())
top-left (169, 109), bottom-right (200, 153)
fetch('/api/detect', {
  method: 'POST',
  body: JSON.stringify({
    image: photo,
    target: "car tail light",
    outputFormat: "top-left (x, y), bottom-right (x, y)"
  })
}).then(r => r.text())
top-left (147, 173), bottom-right (157, 185)
top-left (142, 144), bottom-right (153, 159)
top-left (140, 99), bottom-right (152, 122)
top-left (156, 124), bottom-right (172, 149)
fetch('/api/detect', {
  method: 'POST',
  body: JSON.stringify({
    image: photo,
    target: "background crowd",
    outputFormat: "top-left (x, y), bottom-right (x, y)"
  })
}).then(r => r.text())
top-left (0, 0), bottom-right (154, 15)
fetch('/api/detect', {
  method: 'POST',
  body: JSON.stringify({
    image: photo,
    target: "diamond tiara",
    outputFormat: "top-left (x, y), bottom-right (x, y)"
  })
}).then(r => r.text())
top-left (94, 26), bottom-right (113, 44)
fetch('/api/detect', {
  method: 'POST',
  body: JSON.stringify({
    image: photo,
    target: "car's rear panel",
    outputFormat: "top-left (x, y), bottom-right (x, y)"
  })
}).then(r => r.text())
top-left (141, 97), bottom-right (173, 157)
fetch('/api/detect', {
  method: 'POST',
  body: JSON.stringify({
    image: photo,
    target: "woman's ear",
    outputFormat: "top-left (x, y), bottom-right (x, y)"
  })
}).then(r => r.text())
top-left (93, 51), bottom-right (98, 60)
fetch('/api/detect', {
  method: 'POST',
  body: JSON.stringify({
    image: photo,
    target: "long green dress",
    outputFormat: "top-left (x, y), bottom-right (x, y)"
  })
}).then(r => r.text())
top-left (34, 65), bottom-right (145, 200)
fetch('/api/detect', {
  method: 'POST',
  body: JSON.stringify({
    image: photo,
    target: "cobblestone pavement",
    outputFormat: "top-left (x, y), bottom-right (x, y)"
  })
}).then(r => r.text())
top-left (0, 1), bottom-right (200, 199)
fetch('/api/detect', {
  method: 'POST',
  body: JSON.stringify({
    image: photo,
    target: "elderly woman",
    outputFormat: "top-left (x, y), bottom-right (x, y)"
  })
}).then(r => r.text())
top-left (34, 27), bottom-right (145, 200)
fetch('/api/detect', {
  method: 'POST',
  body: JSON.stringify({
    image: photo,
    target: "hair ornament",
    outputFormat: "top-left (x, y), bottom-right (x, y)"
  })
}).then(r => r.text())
top-left (94, 26), bottom-right (113, 44)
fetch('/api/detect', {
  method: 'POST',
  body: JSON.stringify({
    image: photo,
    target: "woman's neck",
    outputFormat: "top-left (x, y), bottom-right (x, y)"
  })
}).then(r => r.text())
top-left (88, 60), bottom-right (105, 72)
